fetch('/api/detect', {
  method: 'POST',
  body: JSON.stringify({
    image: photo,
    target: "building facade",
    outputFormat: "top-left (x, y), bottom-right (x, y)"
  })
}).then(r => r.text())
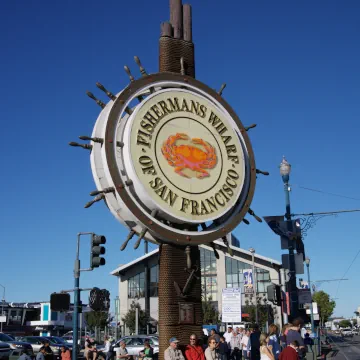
top-left (111, 236), bottom-right (283, 332)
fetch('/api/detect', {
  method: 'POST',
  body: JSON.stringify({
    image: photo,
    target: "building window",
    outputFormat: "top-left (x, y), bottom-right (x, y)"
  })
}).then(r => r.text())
top-left (225, 257), bottom-right (271, 294)
top-left (51, 311), bottom-right (58, 321)
top-left (200, 248), bottom-right (217, 301)
top-left (128, 272), bottom-right (145, 298)
top-left (150, 265), bottom-right (159, 297)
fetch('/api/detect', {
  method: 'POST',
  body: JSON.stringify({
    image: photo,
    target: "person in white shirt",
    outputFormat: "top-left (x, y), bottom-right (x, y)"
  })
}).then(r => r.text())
top-left (241, 330), bottom-right (250, 360)
top-left (230, 330), bottom-right (241, 360)
top-left (224, 327), bottom-right (233, 345)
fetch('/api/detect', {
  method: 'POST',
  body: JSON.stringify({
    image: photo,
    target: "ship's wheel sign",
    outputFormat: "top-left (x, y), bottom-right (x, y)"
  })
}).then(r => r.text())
top-left (70, 58), bottom-right (268, 248)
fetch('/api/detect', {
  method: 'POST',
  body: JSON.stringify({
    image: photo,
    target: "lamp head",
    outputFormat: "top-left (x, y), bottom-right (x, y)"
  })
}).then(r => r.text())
top-left (249, 247), bottom-right (255, 254)
top-left (305, 257), bottom-right (310, 265)
top-left (280, 156), bottom-right (291, 183)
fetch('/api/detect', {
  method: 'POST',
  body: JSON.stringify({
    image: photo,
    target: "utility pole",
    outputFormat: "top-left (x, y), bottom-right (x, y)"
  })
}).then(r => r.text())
top-left (249, 248), bottom-right (258, 324)
top-left (0, 284), bottom-right (5, 333)
top-left (280, 157), bottom-right (299, 320)
top-left (305, 257), bottom-right (315, 336)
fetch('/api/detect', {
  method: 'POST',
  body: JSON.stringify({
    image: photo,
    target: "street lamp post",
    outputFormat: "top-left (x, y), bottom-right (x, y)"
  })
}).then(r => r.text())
top-left (249, 248), bottom-right (259, 324)
top-left (305, 257), bottom-right (315, 336)
top-left (0, 284), bottom-right (5, 333)
top-left (280, 156), bottom-right (299, 320)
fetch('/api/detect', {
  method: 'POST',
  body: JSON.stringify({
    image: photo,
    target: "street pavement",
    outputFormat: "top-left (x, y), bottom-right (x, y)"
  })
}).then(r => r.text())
top-left (326, 334), bottom-right (360, 360)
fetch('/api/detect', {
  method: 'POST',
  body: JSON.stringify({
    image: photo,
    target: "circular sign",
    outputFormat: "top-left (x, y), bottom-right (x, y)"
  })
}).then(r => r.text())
top-left (89, 73), bottom-right (256, 245)
top-left (122, 89), bottom-right (246, 223)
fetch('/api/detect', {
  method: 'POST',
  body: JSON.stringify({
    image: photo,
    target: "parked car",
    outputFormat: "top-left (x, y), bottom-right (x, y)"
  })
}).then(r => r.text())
top-left (341, 329), bottom-right (353, 337)
top-left (112, 336), bottom-right (159, 358)
top-left (0, 343), bottom-right (11, 360)
top-left (44, 337), bottom-right (78, 352)
top-left (17, 337), bottom-right (62, 359)
top-left (0, 333), bottom-right (34, 357)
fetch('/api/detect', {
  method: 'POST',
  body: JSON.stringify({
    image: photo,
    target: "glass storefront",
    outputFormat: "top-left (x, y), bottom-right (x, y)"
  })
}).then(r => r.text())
top-left (200, 247), bottom-right (217, 301)
top-left (225, 256), bottom-right (271, 293)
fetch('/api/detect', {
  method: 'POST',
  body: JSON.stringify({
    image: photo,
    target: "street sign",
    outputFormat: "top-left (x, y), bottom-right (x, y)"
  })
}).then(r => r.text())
top-left (0, 316), bottom-right (6, 323)
top-left (222, 288), bottom-right (241, 323)
top-left (298, 289), bottom-right (312, 305)
top-left (282, 253), bottom-right (304, 274)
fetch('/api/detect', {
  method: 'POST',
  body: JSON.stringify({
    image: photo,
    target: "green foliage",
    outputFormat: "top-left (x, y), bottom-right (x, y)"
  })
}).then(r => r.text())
top-left (312, 291), bottom-right (336, 323)
top-left (338, 320), bottom-right (352, 328)
top-left (243, 296), bottom-right (270, 329)
top-left (84, 311), bottom-right (110, 330)
top-left (121, 301), bottom-right (149, 334)
top-left (202, 297), bottom-right (220, 325)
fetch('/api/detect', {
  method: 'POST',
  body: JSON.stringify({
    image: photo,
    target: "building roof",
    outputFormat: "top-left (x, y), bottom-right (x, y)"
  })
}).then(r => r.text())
top-left (110, 235), bottom-right (281, 276)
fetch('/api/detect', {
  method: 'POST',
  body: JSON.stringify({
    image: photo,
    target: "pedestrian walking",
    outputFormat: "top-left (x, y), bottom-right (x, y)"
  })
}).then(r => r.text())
top-left (279, 341), bottom-right (299, 360)
top-left (104, 336), bottom-right (112, 360)
top-left (268, 325), bottom-right (280, 360)
top-left (60, 346), bottom-right (71, 360)
top-left (205, 337), bottom-right (219, 360)
top-left (185, 334), bottom-right (205, 360)
top-left (259, 334), bottom-right (274, 360)
top-left (164, 337), bottom-right (185, 360)
top-left (218, 337), bottom-right (229, 360)
top-left (249, 325), bottom-right (261, 360)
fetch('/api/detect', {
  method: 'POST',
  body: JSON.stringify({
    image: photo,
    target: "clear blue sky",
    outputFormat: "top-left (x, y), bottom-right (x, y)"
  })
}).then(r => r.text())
top-left (1, 0), bottom-right (359, 318)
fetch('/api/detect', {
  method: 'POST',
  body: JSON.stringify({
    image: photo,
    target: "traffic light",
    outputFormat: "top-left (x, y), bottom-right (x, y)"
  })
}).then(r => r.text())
top-left (267, 284), bottom-right (281, 306)
top-left (50, 293), bottom-right (70, 312)
top-left (89, 288), bottom-right (110, 311)
top-left (90, 234), bottom-right (106, 268)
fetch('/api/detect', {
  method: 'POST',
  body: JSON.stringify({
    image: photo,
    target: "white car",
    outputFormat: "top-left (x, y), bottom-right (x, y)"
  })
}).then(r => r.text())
top-left (342, 329), bottom-right (353, 337)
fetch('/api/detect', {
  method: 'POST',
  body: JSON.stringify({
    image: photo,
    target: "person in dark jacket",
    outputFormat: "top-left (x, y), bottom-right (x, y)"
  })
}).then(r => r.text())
top-left (41, 341), bottom-right (53, 360)
top-left (249, 325), bottom-right (261, 360)
top-left (268, 324), bottom-right (280, 360)
top-left (218, 337), bottom-right (229, 360)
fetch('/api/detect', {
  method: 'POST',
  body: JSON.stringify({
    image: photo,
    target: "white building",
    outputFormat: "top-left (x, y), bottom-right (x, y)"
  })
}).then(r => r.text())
top-left (111, 236), bottom-right (283, 332)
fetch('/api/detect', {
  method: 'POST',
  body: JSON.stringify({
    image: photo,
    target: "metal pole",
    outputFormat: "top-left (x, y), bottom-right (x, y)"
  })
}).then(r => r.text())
top-left (135, 307), bottom-right (139, 335)
top-left (250, 250), bottom-right (259, 324)
top-left (0, 284), bottom-right (5, 333)
top-left (280, 269), bottom-right (289, 325)
top-left (72, 234), bottom-right (81, 360)
top-left (306, 263), bottom-right (315, 335)
top-left (79, 313), bottom-right (82, 347)
top-left (282, 175), bottom-right (299, 319)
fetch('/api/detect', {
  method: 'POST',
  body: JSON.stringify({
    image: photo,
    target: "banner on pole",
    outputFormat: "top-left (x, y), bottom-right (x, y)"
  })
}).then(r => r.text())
top-left (222, 288), bottom-right (241, 323)
top-left (243, 269), bottom-right (254, 294)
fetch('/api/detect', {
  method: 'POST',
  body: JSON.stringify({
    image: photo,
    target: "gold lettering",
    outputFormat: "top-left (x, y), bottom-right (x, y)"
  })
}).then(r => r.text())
top-left (223, 183), bottom-right (234, 197)
top-left (225, 177), bottom-right (237, 188)
top-left (215, 193), bottom-right (225, 206)
top-left (227, 169), bottom-right (239, 179)
top-left (140, 120), bottom-right (154, 134)
top-left (208, 111), bottom-right (221, 127)
top-left (155, 184), bottom-right (167, 199)
top-left (190, 100), bottom-right (200, 115)
top-left (199, 104), bottom-right (207, 118)
top-left (164, 189), bottom-right (178, 207)
top-left (221, 135), bottom-right (232, 145)
top-left (206, 197), bottom-right (218, 212)
top-left (228, 155), bottom-right (239, 164)
top-left (191, 200), bottom-right (200, 215)
top-left (158, 100), bottom-right (170, 115)
top-left (139, 156), bottom-right (156, 175)
top-left (151, 104), bottom-right (163, 119)
top-left (219, 188), bottom-right (230, 202)
top-left (226, 144), bottom-right (237, 154)
top-left (200, 200), bottom-right (210, 215)
top-left (181, 98), bottom-right (190, 112)
top-left (180, 197), bottom-right (190, 212)
top-left (168, 97), bottom-right (180, 112)
top-left (149, 177), bottom-right (163, 189)
top-left (143, 111), bottom-right (158, 126)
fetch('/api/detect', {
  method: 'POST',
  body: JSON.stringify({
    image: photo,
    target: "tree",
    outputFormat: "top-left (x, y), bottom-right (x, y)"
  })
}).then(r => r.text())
top-left (121, 301), bottom-right (149, 334)
top-left (312, 291), bottom-right (336, 323)
top-left (243, 296), bottom-right (270, 329)
top-left (338, 320), bottom-right (352, 328)
top-left (84, 311), bottom-right (111, 330)
top-left (202, 297), bottom-right (220, 324)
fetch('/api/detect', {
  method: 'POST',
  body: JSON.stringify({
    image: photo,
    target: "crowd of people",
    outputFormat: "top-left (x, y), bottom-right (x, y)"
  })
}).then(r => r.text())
top-left (159, 317), bottom-right (313, 360)
top-left (16, 318), bottom-right (313, 360)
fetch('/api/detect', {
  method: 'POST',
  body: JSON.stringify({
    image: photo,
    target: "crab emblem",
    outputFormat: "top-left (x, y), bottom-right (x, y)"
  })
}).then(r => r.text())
top-left (161, 133), bottom-right (217, 179)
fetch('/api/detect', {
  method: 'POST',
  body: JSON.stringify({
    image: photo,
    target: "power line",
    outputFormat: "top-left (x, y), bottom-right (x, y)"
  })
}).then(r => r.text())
top-left (298, 185), bottom-right (360, 201)
top-left (334, 249), bottom-right (360, 299)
